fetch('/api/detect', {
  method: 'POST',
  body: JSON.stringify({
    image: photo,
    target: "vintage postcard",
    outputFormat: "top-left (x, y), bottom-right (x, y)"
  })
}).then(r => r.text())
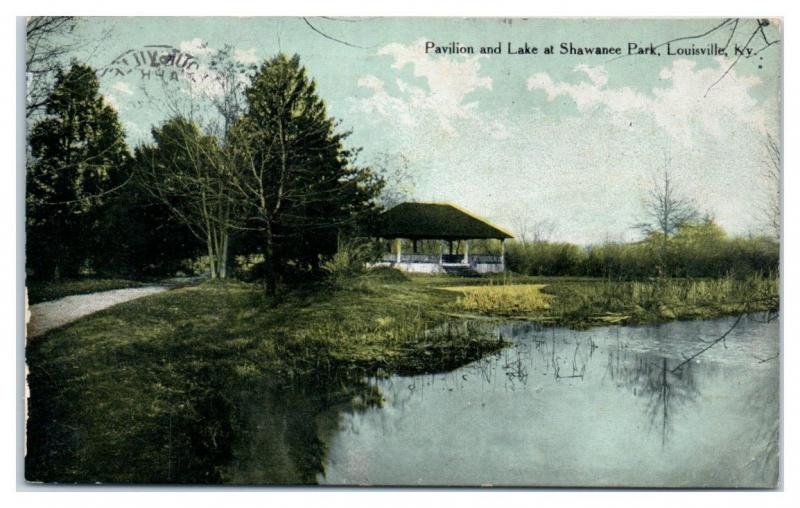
top-left (23, 17), bottom-right (781, 487)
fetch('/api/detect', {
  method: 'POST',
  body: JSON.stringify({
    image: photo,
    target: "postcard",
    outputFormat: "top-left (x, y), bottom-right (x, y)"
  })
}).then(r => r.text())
top-left (23, 16), bottom-right (781, 487)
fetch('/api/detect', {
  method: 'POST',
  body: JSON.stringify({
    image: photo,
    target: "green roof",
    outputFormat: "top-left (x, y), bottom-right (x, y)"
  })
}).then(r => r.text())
top-left (375, 202), bottom-right (513, 240)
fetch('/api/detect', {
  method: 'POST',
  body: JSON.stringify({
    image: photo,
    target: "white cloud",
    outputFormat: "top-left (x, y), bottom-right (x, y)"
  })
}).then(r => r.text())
top-left (527, 59), bottom-right (767, 146)
top-left (234, 48), bottom-right (259, 65)
top-left (172, 40), bottom-right (254, 100)
top-left (354, 75), bottom-right (415, 127)
top-left (112, 81), bottom-right (134, 95)
top-left (355, 38), bottom-right (496, 136)
top-left (179, 38), bottom-right (217, 58)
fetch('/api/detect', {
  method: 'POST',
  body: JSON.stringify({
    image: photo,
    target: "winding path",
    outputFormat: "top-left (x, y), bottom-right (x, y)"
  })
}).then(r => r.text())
top-left (26, 286), bottom-right (168, 338)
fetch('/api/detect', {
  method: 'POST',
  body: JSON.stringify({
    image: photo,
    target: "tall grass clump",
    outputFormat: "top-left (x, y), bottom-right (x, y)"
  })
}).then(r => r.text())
top-left (544, 273), bottom-right (779, 325)
top-left (321, 238), bottom-right (380, 288)
top-left (444, 284), bottom-right (552, 315)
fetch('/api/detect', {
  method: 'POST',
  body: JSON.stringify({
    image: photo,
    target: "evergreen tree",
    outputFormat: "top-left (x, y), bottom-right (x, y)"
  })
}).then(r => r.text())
top-left (229, 54), bottom-right (382, 296)
top-left (27, 63), bottom-right (130, 279)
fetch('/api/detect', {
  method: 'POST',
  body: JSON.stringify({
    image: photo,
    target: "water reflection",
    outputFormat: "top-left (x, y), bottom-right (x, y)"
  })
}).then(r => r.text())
top-left (607, 353), bottom-right (700, 446)
top-left (471, 322), bottom-right (702, 447)
top-left (321, 315), bottom-right (779, 487)
top-left (223, 377), bottom-right (382, 484)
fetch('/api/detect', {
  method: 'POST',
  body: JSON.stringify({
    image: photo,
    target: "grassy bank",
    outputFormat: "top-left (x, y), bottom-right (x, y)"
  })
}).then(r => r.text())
top-left (440, 274), bottom-right (779, 327)
top-left (27, 278), bottom-right (147, 304)
top-left (25, 269), bottom-right (505, 483)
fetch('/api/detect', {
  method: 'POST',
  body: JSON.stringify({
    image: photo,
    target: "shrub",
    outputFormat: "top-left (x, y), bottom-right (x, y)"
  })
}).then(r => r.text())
top-left (321, 238), bottom-right (379, 287)
top-left (507, 224), bottom-right (778, 280)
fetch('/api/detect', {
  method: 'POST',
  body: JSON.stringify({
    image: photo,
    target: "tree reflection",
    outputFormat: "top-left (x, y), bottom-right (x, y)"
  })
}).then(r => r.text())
top-left (607, 351), bottom-right (700, 446)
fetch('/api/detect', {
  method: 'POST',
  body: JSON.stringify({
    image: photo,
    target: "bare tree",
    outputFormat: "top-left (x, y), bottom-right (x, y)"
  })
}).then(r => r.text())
top-left (509, 205), bottom-right (556, 244)
top-left (135, 117), bottom-right (241, 279)
top-left (637, 159), bottom-right (698, 268)
top-left (133, 44), bottom-right (255, 279)
top-left (26, 17), bottom-right (79, 118)
top-left (203, 45), bottom-right (255, 138)
top-left (761, 133), bottom-right (781, 240)
top-left (372, 152), bottom-right (415, 209)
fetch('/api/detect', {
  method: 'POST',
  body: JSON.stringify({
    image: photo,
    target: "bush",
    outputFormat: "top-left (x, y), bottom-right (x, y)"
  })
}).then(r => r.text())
top-left (321, 238), bottom-right (379, 287)
top-left (506, 241), bottom-right (584, 276)
top-left (506, 223), bottom-right (778, 280)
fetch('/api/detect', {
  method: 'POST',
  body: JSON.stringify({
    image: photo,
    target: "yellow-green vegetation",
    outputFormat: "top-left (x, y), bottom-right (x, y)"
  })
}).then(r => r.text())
top-left (442, 284), bottom-right (552, 315)
top-left (443, 273), bottom-right (779, 327)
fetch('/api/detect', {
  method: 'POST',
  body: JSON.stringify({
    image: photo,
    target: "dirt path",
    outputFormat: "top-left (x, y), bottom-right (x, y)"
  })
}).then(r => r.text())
top-left (26, 286), bottom-right (168, 338)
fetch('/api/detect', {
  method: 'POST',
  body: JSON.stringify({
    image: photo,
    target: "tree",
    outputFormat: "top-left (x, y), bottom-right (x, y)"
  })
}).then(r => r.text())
top-left (135, 117), bottom-right (238, 279)
top-left (27, 63), bottom-right (131, 279)
top-left (135, 44), bottom-right (257, 279)
top-left (637, 161), bottom-right (698, 272)
top-left (761, 133), bottom-right (781, 240)
top-left (510, 203), bottom-right (557, 244)
top-left (26, 17), bottom-right (79, 118)
top-left (229, 53), bottom-right (382, 297)
top-left (94, 171), bottom-right (203, 277)
top-left (206, 45), bottom-right (256, 138)
top-left (372, 152), bottom-right (415, 209)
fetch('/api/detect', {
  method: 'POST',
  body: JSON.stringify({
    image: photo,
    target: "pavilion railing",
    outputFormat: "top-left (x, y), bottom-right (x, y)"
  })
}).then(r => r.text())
top-left (470, 255), bottom-right (503, 264)
top-left (381, 254), bottom-right (440, 263)
top-left (380, 254), bottom-right (503, 264)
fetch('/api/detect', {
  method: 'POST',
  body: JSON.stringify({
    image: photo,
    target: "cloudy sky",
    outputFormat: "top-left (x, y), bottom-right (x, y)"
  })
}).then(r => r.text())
top-left (57, 17), bottom-right (781, 244)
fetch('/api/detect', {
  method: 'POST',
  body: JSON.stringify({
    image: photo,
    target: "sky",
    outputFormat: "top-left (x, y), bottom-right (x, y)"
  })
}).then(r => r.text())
top-left (50, 17), bottom-right (782, 245)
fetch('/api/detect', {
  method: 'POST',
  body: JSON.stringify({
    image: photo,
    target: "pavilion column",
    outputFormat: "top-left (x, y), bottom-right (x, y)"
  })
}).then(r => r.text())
top-left (396, 238), bottom-right (402, 263)
top-left (464, 240), bottom-right (470, 264)
top-left (500, 239), bottom-right (505, 271)
top-left (439, 240), bottom-right (444, 265)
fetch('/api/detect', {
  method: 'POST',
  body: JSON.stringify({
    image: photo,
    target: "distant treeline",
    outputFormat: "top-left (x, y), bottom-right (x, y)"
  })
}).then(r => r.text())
top-left (506, 220), bottom-right (778, 279)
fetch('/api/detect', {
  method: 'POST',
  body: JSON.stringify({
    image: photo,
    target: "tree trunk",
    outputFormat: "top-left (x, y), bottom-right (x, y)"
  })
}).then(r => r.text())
top-left (218, 231), bottom-right (229, 279)
top-left (207, 233), bottom-right (218, 279)
top-left (264, 223), bottom-right (278, 301)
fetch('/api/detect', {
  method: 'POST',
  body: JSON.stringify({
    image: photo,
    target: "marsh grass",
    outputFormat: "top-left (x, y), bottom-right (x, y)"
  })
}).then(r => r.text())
top-left (442, 284), bottom-right (552, 315)
top-left (454, 274), bottom-right (780, 326)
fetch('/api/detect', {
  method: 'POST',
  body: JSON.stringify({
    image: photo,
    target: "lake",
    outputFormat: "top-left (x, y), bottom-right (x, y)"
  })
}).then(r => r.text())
top-left (318, 314), bottom-right (779, 487)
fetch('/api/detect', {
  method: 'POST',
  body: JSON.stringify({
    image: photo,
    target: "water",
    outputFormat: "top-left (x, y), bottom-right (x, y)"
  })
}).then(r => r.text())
top-left (318, 314), bottom-right (780, 487)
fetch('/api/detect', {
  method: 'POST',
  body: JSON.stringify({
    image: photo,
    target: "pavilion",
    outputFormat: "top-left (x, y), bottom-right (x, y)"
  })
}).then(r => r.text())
top-left (372, 202), bottom-right (513, 274)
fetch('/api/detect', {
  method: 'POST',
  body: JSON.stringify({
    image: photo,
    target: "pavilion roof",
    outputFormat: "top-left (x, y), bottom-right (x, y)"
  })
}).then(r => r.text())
top-left (374, 202), bottom-right (513, 240)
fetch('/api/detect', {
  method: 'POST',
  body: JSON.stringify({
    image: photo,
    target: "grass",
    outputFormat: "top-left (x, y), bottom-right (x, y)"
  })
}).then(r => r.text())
top-left (442, 273), bottom-right (779, 327)
top-left (27, 277), bottom-right (147, 304)
top-left (442, 284), bottom-right (552, 315)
